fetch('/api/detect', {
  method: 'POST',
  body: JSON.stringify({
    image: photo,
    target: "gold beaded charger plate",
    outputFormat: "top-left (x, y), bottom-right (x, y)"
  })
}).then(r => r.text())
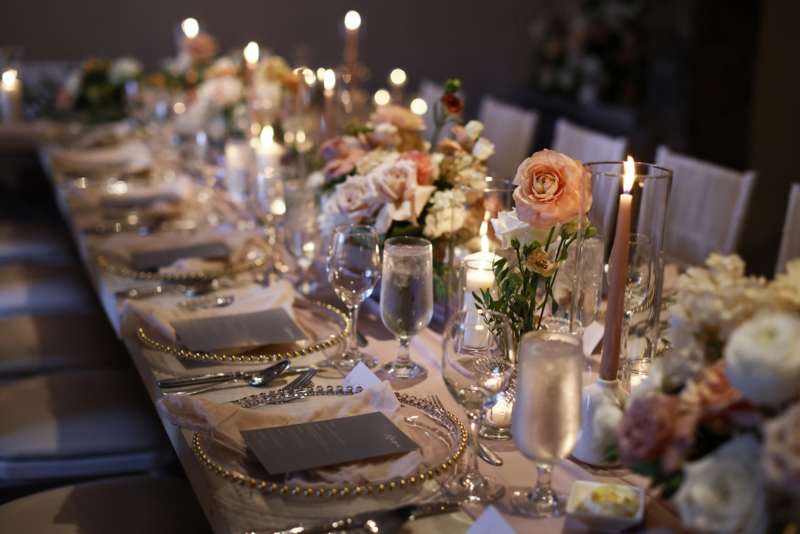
top-left (137, 300), bottom-right (350, 364)
top-left (190, 388), bottom-right (466, 518)
top-left (97, 236), bottom-right (272, 282)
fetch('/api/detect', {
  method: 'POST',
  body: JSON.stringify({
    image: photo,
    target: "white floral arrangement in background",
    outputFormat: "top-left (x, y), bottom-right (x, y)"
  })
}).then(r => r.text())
top-left (594, 255), bottom-right (800, 534)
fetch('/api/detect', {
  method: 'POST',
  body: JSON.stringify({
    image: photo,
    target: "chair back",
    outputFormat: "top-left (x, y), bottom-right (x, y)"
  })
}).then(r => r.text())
top-left (655, 145), bottom-right (757, 268)
top-left (776, 183), bottom-right (800, 274)
top-left (477, 96), bottom-right (539, 180)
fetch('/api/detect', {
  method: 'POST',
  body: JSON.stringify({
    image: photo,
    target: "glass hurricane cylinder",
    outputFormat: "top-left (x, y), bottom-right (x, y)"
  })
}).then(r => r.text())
top-left (575, 162), bottom-right (673, 363)
top-left (446, 178), bottom-right (516, 324)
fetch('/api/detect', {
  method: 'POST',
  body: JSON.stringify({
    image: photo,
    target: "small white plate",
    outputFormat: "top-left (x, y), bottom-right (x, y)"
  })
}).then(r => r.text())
top-left (566, 481), bottom-right (645, 531)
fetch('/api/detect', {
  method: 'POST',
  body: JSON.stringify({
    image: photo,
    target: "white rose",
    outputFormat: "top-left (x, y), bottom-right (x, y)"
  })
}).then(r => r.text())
top-left (490, 209), bottom-right (560, 250)
top-left (762, 402), bottom-right (800, 494)
top-left (592, 401), bottom-right (624, 457)
top-left (365, 160), bottom-right (436, 234)
top-left (724, 314), bottom-right (800, 405)
top-left (674, 434), bottom-right (768, 534)
top-left (355, 148), bottom-right (399, 176)
top-left (372, 123), bottom-right (401, 148)
top-left (317, 175), bottom-right (382, 236)
top-left (464, 120), bottom-right (484, 140)
top-left (472, 137), bottom-right (495, 160)
top-left (109, 57), bottom-right (143, 86)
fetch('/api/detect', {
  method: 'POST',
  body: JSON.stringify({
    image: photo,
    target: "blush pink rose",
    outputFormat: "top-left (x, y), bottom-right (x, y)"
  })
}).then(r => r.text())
top-left (319, 136), bottom-right (366, 181)
top-left (370, 105), bottom-right (426, 131)
top-left (399, 151), bottom-right (440, 186)
top-left (617, 394), bottom-right (678, 468)
top-left (332, 176), bottom-right (381, 223)
top-left (512, 149), bottom-right (591, 228)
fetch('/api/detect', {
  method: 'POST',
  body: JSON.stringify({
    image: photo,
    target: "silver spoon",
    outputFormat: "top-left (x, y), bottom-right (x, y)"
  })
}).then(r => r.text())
top-left (112, 279), bottom-right (220, 299)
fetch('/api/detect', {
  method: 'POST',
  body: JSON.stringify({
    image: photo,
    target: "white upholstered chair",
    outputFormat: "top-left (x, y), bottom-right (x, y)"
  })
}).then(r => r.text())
top-left (0, 222), bottom-right (74, 265)
top-left (0, 369), bottom-right (171, 482)
top-left (551, 118), bottom-right (628, 164)
top-left (477, 96), bottom-right (539, 180)
top-left (0, 263), bottom-right (96, 318)
top-left (0, 475), bottom-right (213, 534)
top-left (655, 145), bottom-right (757, 268)
top-left (776, 183), bottom-right (800, 274)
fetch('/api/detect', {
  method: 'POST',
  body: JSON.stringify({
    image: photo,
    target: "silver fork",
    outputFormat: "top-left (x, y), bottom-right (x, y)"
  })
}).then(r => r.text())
top-left (425, 394), bottom-right (503, 466)
top-left (179, 368), bottom-right (317, 396)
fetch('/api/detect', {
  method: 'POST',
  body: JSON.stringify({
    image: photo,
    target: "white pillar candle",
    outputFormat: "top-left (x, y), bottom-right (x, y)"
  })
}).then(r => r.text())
top-left (255, 126), bottom-right (286, 170)
top-left (0, 71), bottom-right (22, 123)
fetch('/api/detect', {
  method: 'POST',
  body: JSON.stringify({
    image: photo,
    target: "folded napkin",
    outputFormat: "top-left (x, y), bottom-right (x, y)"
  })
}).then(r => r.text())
top-left (96, 230), bottom-right (256, 275)
top-left (65, 174), bottom-right (195, 209)
top-left (51, 139), bottom-right (154, 174)
top-left (157, 381), bottom-right (425, 487)
top-left (120, 279), bottom-right (296, 346)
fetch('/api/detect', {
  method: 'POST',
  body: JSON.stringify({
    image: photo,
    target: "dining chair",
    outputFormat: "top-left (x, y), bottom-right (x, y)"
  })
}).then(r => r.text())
top-left (552, 118), bottom-right (629, 245)
top-left (418, 78), bottom-right (465, 146)
top-left (0, 263), bottom-right (96, 319)
top-left (0, 475), bottom-right (214, 534)
top-left (0, 222), bottom-right (74, 265)
top-left (477, 96), bottom-right (540, 180)
top-left (655, 145), bottom-right (758, 268)
top-left (776, 183), bottom-right (800, 274)
top-left (0, 369), bottom-right (172, 483)
top-left (0, 312), bottom-right (126, 382)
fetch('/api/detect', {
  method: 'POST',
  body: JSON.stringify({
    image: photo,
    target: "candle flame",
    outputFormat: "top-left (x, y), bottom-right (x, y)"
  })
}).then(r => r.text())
top-left (2, 69), bottom-right (17, 87)
top-left (623, 155), bottom-right (636, 194)
top-left (260, 125), bottom-right (274, 146)
top-left (323, 69), bottom-right (335, 91)
top-left (344, 10), bottom-right (361, 31)
top-left (181, 18), bottom-right (199, 39)
top-left (243, 42), bottom-right (259, 65)
top-left (481, 234), bottom-right (489, 253)
top-left (390, 68), bottom-right (406, 85)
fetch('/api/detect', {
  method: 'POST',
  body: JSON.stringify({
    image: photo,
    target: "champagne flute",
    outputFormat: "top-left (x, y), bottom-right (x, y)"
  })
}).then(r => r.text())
top-left (442, 309), bottom-right (515, 503)
top-left (379, 237), bottom-right (433, 379)
top-left (327, 225), bottom-right (381, 370)
top-left (511, 330), bottom-right (583, 517)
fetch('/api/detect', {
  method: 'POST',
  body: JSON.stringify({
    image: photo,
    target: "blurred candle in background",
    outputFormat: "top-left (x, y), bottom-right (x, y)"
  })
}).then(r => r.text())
top-left (181, 18), bottom-right (199, 39)
top-left (389, 68), bottom-right (406, 104)
top-left (255, 125), bottom-right (285, 171)
top-left (323, 69), bottom-right (336, 139)
top-left (0, 69), bottom-right (22, 123)
top-left (343, 10), bottom-right (361, 92)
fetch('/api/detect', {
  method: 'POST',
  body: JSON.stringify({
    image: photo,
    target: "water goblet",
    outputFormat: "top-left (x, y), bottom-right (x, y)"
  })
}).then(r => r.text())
top-left (442, 309), bottom-right (515, 503)
top-left (511, 330), bottom-right (583, 517)
top-left (327, 225), bottom-right (381, 370)
top-left (379, 237), bottom-right (433, 379)
top-left (284, 181), bottom-right (322, 294)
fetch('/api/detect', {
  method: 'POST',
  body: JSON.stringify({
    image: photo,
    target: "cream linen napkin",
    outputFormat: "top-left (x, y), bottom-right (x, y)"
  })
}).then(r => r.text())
top-left (157, 381), bottom-right (425, 487)
top-left (64, 174), bottom-right (195, 209)
top-left (50, 139), bottom-right (154, 174)
top-left (120, 279), bottom-right (297, 345)
top-left (97, 230), bottom-right (256, 275)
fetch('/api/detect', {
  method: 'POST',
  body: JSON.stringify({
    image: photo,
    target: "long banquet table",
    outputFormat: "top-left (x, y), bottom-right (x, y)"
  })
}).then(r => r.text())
top-left (39, 153), bottom-right (687, 534)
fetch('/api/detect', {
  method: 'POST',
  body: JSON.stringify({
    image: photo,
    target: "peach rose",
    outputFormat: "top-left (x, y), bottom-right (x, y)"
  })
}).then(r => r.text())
top-left (617, 394), bottom-right (678, 468)
top-left (399, 151), bottom-right (440, 186)
top-left (436, 137), bottom-right (467, 156)
top-left (370, 105), bottom-right (426, 131)
top-left (319, 136), bottom-right (366, 181)
top-left (513, 149), bottom-right (591, 228)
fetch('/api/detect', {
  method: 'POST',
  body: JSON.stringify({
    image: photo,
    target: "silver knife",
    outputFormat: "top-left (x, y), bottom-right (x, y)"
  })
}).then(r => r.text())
top-left (259, 501), bottom-right (460, 534)
top-left (158, 362), bottom-right (308, 388)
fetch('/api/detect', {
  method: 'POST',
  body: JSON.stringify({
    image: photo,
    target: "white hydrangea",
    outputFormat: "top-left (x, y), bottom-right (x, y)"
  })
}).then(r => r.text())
top-left (423, 189), bottom-right (467, 239)
top-left (355, 148), bottom-right (399, 176)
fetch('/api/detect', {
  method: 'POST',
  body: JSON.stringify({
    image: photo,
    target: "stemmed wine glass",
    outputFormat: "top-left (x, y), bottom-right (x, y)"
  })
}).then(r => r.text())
top-left (284, 180), bottom-right (322, 294)
top-left (379, 237), bottom-right (433, 379)
top-left (511, 330), bottom-right (583, 517)
top-left (442, 309), bottom-right (515, 503)
top-left (327, 225), bottom-right (381, 370)
top-left (609, 233), bottom-right (652, 360)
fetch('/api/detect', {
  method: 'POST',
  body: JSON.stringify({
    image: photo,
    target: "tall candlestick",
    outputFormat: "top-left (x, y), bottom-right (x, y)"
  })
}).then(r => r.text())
top-left (323, 69), bottom-right (336, 139)
top-left (343, 10), bottom-right (361, 92)
top-left (600, 156), bottom-right (636, 380)
top-left (0, 70), bottom-right (22, 123)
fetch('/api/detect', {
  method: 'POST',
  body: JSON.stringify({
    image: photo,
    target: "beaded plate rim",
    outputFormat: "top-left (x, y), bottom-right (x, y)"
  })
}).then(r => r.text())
top-left (136, 301), bottom-right (350, 363)
top-left (189, 389), bottom-right (467, 498)
top-left (96, 237), bottom-right (272, 282)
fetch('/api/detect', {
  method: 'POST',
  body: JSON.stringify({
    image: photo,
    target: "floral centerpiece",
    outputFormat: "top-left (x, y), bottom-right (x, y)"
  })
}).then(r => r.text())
top-left (597, 255), bottom-right (800, 533)
top-left (317, 79), bottom-right (495, 299)
top-left (56, 56), bottom-right (142, 124)
top-left (474, 150), bottom-right (596, 344)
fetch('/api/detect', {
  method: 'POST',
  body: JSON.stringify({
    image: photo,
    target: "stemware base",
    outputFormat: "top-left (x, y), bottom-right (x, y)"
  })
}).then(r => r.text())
top-left (381, 361), bottom-right (427, 380)
top-left (333, 353), bottom-right (378, 370)
top-left (479, 424), bottom-right (512, 440)
top-left (510, 489), bottom-right (568, 518)
top-left (444, 474), bottom-right (505, 504)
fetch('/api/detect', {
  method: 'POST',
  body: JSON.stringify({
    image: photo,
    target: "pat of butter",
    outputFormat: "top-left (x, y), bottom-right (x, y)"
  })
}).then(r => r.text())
top-left (576, 485), bottom-right (640, 517)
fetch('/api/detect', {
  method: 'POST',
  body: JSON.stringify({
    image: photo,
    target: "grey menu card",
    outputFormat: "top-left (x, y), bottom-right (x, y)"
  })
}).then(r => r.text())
top-left (129, 241), bottom-right (232, 270)
top-left (171, 308), bottom-right (308, 352)
top-left (241, 412), bottom-right (419, 475)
